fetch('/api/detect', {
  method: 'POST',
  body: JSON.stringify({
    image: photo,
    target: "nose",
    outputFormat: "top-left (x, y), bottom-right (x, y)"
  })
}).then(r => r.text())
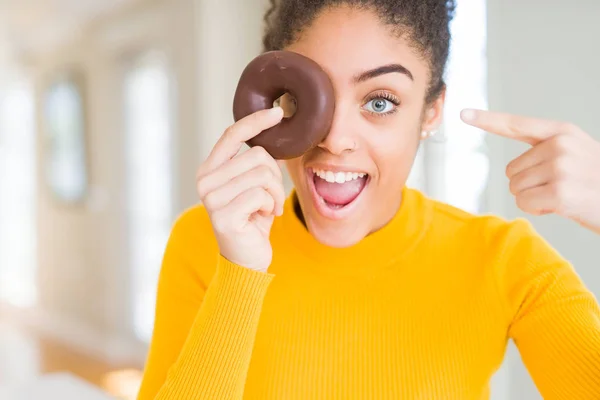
top-left (317, 105), bottom-right (357, 155)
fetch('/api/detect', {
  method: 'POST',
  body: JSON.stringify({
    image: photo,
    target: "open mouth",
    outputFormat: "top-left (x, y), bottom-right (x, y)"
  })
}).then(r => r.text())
top-left (308, 168), bottom-right (369, 213)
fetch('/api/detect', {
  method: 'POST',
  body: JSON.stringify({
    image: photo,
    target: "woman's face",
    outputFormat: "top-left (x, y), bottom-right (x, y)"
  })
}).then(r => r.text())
top-left (284, 6), bottom-right (444, 248)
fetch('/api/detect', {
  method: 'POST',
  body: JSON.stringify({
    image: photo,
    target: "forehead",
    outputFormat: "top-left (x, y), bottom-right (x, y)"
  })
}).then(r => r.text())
top-left (285, 6), bottom-right (428, 87)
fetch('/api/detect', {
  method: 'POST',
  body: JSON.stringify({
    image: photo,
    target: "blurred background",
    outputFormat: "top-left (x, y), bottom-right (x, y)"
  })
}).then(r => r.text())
top-left (0, 0), bottom-right (598, 399)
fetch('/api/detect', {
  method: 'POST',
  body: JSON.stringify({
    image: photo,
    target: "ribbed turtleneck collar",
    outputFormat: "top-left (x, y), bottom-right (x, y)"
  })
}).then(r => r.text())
top-left (279, 186), bottom-right (433, 277)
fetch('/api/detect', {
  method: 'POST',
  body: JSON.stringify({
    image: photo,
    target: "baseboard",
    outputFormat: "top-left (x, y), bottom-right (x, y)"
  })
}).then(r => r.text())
top-left (0, 302), bottom-right (148, 367)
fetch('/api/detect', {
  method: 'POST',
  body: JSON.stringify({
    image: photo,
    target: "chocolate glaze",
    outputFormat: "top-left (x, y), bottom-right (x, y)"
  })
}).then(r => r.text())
top-left (233, 50), bottom-right (335, 160)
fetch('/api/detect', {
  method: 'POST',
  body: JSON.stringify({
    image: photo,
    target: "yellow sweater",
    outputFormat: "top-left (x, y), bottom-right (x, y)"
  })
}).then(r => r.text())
top-left (137, 187), bottom-right (600, 400)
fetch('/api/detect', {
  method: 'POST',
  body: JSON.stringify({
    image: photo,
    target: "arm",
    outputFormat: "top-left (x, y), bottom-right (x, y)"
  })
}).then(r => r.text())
top-left (138, 107), bottom-right (285, 399)
top-left (137, 208), bottom-right (274, 400)
top-left (496, 219), bottom-right (600, 399)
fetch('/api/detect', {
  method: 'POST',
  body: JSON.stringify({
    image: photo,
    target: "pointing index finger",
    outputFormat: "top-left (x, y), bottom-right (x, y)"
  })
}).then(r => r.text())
top-left (460, 109), bottom-right (578, 145)
top-left (204, 107), bottom-right (284, 173)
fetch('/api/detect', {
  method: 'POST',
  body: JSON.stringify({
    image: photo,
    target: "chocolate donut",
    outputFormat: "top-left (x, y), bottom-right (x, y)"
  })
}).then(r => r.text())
top-left (232, 50), bottom-right (335, 160)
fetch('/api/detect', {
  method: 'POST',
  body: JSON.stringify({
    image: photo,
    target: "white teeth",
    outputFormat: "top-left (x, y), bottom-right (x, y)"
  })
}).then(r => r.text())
top-left (325, 171), bottom-right (335, 183)
top-left (313, 169), bottom-right (367, 183)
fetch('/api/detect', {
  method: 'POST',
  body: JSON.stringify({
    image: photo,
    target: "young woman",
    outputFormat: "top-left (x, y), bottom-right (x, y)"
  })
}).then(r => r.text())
top-left (137, 1), bottom-right (600, 399)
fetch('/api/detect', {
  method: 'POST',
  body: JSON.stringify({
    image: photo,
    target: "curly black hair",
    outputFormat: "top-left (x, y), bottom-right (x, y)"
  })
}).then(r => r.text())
top-left (262, 0), bottom-right (456, 105)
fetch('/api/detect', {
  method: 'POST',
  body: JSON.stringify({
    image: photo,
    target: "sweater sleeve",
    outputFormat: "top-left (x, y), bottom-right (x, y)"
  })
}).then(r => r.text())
top-left (137, 207), bottom-right (274, 400)
top-left (496, 219), bottom-right (600, 399)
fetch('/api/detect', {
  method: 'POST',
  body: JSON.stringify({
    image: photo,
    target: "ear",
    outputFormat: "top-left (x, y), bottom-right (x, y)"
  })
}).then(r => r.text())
top-left (421, 88), bottom-right (446, 139)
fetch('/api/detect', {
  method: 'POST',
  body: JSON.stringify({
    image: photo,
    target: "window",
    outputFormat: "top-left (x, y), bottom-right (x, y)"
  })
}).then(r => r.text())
top-left (442, 0), bottom-right (490, 214)
top-left (410, 0), bottom-right (489, 212)
top-left (0, 79), bottom-right (37, 307)
top-left (124, 52), bottom-right (174, 343)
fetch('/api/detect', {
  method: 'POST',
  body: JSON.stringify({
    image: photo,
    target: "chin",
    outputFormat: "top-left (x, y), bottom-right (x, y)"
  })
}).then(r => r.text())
top-left (306, 219), bottom-right (368, 248)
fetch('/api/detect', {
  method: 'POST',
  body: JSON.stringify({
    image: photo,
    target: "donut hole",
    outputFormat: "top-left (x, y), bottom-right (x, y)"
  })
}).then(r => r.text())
top-left (273, 92), bottom-right (297, 118)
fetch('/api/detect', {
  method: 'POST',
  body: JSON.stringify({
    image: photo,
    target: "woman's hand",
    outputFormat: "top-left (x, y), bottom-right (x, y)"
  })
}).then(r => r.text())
top-left (196, 107), bottom-right (286, 272)
top-left (461, 109), bottom-right (600, 234)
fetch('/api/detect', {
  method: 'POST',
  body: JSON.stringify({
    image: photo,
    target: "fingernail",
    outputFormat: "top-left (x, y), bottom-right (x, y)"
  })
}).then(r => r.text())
top-left (461, 109), bottom-right (477, 122)
top-left (270, 106), bottom-right (284, 118)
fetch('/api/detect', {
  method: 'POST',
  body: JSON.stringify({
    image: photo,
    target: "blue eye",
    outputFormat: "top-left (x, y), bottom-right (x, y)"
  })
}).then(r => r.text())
top-left (363, 98), bottom-right (395, 114)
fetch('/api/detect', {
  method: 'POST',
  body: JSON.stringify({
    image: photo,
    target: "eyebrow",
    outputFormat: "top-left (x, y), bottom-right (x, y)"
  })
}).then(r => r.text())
top-left (353, 64), bottom-right (414, 83)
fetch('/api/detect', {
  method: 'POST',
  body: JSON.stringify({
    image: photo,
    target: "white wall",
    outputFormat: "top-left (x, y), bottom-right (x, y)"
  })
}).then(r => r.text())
top-left (193, 0), bottom-right (296, 189)
top-left (196, 0), bottom-right (270, 161)
top-left (487, 1), bottom-right (600, 398)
